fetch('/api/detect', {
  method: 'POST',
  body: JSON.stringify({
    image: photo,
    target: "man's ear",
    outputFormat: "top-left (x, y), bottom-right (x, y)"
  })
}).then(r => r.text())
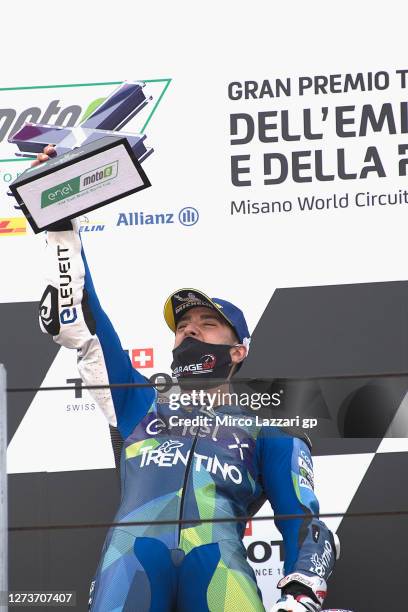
top-left (230, 344), bottom-right (247, 365)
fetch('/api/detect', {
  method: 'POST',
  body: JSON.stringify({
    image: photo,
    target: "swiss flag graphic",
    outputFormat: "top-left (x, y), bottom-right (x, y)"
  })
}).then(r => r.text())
top-left (132, 348), bottom-right (154, 369)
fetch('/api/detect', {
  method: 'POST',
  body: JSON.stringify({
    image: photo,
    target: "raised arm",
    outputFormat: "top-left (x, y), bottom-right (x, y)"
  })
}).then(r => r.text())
top-left (38, 179), bottom-right (155, 438)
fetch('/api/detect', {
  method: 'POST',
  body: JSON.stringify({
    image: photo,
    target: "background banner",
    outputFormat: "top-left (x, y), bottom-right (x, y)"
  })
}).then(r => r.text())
top-left (1, 2), bottom-right (407, 610)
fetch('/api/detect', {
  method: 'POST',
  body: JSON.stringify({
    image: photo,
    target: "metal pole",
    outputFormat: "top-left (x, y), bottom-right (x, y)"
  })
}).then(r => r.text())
top-left (0, 365), bottom-right (7, 611)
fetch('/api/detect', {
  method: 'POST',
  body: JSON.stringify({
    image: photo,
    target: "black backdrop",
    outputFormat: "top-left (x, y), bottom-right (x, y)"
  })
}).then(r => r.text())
top-left (4, 282), bottom-right (408, 611)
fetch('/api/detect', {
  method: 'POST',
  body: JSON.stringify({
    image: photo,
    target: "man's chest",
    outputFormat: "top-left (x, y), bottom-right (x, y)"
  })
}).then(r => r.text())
top-left (124, 404), bottom-right (262, 484)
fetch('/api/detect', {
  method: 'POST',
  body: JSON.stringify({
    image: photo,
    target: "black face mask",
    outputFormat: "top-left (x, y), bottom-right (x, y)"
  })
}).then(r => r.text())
top-left (171, 336), bottom-right (235, 390)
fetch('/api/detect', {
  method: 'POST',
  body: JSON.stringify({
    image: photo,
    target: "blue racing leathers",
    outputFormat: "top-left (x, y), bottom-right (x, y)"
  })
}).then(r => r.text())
top-left (39, 221), bottom-right (336, 612)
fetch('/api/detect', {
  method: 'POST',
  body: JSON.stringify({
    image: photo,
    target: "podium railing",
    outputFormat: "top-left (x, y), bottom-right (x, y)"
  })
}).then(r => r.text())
top-left (0, 365), bottom-right (7, 611)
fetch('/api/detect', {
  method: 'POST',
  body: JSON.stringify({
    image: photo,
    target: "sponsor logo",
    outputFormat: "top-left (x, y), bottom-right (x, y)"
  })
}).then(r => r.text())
top-left (79, 216), bottom-right (105, 233)
top-left (144, 412), bottom-right (224, 441)
top-left (246, 539), bottom-right (285, 578)
top-left (246, 540), bottom-right (284, 564)
top-left (117, 207), bottom-right (199, 227)
top-left (60, 307), bottom-right (77, 324)
top-left (82, 162), bottom-right (116, 187)
top-left (200, 354), bottom-right (216, 370)
top-left (39, 285), bottom-right (60, 335)
top-left (299, 456), bottom-right (314, 490)
top-left (173, 292), bottom-right (213, 316)
top-left (57, 244), bottom-right (74, 310)
top-left (65, 377), bottom-right (96, 412)
top-left (144, 414), bottom-right (217, 439)
top-left (298, 451), bottom-right (314, 490)
top-left (66, 378), bottom-right (84, 398)
top-left (129, 347), bottom-right (154, 369)
top-left (139, 440), bottom-right (243, 484)
top-left (146, 418), bottom-right (166, 436)
top-left (178, 206), bottom-right (199, 226)
top-left (299, 475), bottom-right (314, 490)
top-left (1, 99), bottom-right (85, 145)
top-left (278, 573), bottom-right (327, 603)
top-left (1, 79), bottom-right (171, 158)
top-left (88, 580), bottom-right (96, 608)
top-left (244, 520), bottom-right (252, 536)
top-left (39, 289), bottom-right (54, 328)
top-left (300, 449), bottom-right (313, 469)
top-left (0, 217), bottom-right (26, 236)
top-left (174, 291), bottom-right (203, 303)
top-left (173, 352), bottom-right (217, 376)
top-left (227, 432), bottom-right (249, 459)
top-left (299, 456), bottom-right (314, 477)
top-left (66, 402), bottom-right (96, 412)
top-left (174, 300), bottom-right (210, 314)
top-left (41, 161), bottom-right (118, 208)
top-left (312, 524), bottom-right (321, 543)
top-left (309, 540), bottom-right (333, 577)
top-left (278, 572), bottom-right (325, 590)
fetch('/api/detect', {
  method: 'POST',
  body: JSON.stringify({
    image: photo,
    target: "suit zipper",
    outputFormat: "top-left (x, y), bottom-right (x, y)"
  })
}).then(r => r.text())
top-left (178, 431), bottom-right (199, 544)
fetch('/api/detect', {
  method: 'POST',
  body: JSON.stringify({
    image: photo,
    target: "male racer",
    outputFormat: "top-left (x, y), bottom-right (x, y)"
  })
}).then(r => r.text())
top-left (35, 146), bottom-right (338, 612)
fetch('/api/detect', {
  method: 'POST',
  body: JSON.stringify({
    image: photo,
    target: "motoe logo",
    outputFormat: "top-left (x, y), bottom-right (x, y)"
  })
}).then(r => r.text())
top-left (82, 162), bottom-right (115, 187)
top-left (0, 99), bottom-right (84, 145)
top-left (41, 161), bottom-right (118, 207)
top-left (0, 79), bottom-right (171, 161)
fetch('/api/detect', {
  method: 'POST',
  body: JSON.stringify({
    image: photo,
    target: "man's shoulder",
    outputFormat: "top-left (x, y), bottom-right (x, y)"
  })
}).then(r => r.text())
top-left (258, 420), bottom-right (313, 451)
top-left (282, 427), bottom-right (312, 451)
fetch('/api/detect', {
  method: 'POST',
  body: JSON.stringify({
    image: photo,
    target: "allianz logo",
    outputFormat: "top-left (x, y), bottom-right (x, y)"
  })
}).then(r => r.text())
top-left (117, 206), bottom-right (199, 227)
top-left (139, 440), bottom-right (242, 484)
